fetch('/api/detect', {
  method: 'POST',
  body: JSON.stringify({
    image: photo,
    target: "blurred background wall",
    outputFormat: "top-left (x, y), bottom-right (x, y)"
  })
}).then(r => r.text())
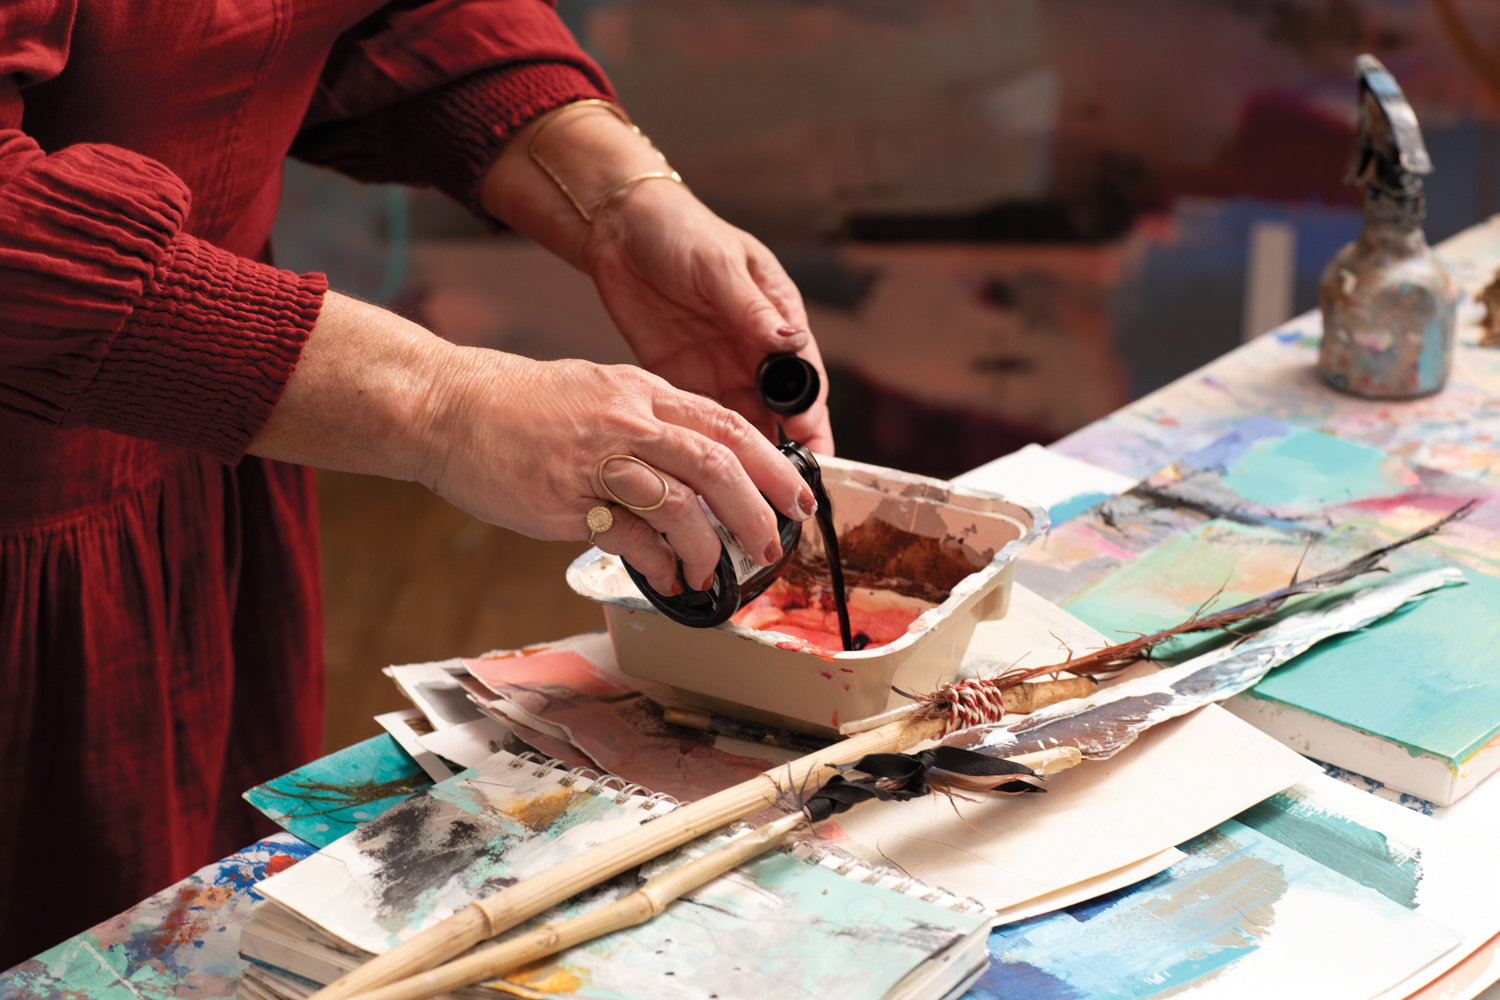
top-left (279, 0), bottom-right (1500, 749)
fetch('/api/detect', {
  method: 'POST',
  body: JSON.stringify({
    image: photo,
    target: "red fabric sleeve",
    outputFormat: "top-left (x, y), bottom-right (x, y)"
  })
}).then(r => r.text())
top-left (292, 61), bottom-right (612, 220)
top-left (0, 129), bottom-right (326, 463)
top-left (292, 0), bottom-right (615, 219)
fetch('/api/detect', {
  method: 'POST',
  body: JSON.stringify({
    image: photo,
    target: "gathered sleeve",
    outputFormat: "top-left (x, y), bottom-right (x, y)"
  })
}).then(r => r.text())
top-left (0, 131), bottom-right (326, 463)
top-left (291, 0), bottom-right (616, 220)
top-left (0, 3), bottom-right (325, 464)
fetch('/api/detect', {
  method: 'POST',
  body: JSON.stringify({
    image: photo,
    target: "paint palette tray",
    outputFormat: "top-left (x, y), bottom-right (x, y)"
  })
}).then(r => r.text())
top-left (567, 455), bottom-right (1045, 735)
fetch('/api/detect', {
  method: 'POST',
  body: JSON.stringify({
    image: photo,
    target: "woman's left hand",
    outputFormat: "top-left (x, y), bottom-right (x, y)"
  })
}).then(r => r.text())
top-left (580, 179), bottom-right (833, 454)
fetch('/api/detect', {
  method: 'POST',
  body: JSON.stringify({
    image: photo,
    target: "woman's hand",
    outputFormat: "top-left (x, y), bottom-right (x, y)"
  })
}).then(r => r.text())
top-left (580, 180), bottom-right (834, 454)
top-left (248, 292), bottom-right (816, 597)
top-left (480, 103), bottom-right (834, 455)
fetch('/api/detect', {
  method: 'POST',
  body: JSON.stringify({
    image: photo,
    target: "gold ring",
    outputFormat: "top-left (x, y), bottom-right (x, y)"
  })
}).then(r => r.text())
top-left (586, 505), bottom-right (613, 543)
top-left (597, 455), bottom-right (669, 511)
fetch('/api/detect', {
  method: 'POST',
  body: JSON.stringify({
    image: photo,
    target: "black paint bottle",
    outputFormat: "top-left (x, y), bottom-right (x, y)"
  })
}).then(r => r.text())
top-left (621, 353), bottom-right (856, 648)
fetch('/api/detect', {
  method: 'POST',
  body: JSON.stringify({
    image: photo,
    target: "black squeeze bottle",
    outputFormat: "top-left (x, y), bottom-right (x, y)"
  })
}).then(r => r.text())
top-left (620, 353), bottom-right (858, 648)
top-left (621, 442), bottom-right (815, 630)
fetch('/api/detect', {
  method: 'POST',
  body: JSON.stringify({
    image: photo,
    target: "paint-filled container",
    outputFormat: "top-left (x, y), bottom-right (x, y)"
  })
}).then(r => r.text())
top-left (567, 455), bottom-right (1046, 735)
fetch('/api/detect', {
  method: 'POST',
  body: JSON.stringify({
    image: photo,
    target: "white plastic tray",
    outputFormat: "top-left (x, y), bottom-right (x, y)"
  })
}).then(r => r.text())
top-left (567, 455), bottom-right (1046, 734)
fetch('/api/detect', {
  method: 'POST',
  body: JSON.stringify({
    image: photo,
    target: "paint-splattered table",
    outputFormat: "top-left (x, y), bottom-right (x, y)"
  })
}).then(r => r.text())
top-left (8, 215), bottom-right (1500, 1000)
top-left (1049, 215), bottom-right (1500, 484)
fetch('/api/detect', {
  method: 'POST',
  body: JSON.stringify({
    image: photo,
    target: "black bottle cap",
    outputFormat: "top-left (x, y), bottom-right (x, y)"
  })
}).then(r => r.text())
top-left (757, 353), bottom-right (820, 417)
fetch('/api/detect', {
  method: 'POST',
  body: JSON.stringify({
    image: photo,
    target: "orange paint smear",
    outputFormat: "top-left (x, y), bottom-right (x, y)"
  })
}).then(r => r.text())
top-left (731, 579), bottom-right (919, 654)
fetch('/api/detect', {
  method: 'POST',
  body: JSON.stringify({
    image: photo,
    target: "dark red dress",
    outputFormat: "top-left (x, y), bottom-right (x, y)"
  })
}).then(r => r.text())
top-left (0, 0), bottom-right (611, 965)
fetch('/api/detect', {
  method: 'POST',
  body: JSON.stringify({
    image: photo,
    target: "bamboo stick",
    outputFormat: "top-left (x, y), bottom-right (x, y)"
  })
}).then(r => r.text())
top-left (349, 745), bottom-right (1082, 1000)
top-left (308, 716), bottom-right (947, 1000)
top-left (351, 812), bottom-right (807, 1000)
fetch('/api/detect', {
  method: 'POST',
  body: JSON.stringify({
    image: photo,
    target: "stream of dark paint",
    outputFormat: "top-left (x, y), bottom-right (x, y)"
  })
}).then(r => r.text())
top-left (808, 476), bottom-right (859, 651)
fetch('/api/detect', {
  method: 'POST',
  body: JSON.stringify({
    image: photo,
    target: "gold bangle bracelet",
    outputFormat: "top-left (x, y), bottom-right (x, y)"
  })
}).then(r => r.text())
top-left (527, 99), bottom-right (685, 224)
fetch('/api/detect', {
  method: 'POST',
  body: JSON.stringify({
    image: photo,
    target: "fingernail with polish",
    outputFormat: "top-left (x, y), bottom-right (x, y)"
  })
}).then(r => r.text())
top-left (776, 325), bottom-right (805, 337)
top-left (668, 578), bottom-right (683, 596)
top-left (765, 540), bottom-right (782, 564)
top-left (699, 572), bottom-right (717, 593)
top-left (795, 486), bottom-right (818, 519)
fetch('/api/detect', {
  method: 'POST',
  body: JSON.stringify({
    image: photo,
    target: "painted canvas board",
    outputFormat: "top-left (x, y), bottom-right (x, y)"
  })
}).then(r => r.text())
top-left (973, 816), bottom-right (1458, 1000)
top-left (1049, 216), bottom-right (1500, 490)
top-left (242, 734), bottom-right (431, 848)
top-left (970, 773), bottom-right (1500, 1000)
top-left (1268, 776), bottom-right (1500, 999)
top-left (1, 834), bottom-right (315, 999)
top-left (824, 704), bottom-right (1320, 911)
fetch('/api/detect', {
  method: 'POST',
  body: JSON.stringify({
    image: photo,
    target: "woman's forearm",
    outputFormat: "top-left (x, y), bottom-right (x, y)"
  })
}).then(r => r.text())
top-left (478, 103), bottom-right (683, 269)
top-left (245, 289), bottom-right (470, 482)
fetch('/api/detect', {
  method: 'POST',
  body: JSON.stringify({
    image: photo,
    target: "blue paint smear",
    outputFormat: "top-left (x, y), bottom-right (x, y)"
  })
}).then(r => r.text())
top-left (1175, 415), bottom-right (1294, 477)
top-left (1048, 491), bottom-right (1115, 527)
top-left (242, 734), bottom-right (431, 847)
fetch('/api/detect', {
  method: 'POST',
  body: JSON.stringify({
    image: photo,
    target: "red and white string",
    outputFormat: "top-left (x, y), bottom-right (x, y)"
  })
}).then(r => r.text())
top-left (931, 678), bottom-right (1010, 734)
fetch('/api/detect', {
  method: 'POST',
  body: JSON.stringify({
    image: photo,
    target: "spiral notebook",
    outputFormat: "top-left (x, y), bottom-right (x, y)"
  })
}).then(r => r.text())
top-left (240, 748), bottom-right (993, 1000)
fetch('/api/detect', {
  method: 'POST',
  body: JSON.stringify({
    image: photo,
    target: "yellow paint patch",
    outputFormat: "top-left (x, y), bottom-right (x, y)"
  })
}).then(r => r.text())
top-left (504, 957), bottom-right (586, 994)
top-left (499, 788), bottom-right (585, 831)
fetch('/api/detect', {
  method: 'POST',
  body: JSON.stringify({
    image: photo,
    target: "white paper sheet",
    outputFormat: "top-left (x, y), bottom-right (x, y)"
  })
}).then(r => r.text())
top-left (953, 442), bottom-right (1135, 511)
top-left (987, 846), bottom-right (1186, 926)
top-left (959, 581), bottom-right (1110, 681)
top-left (416, 716), bottom-right (515, 768)
top-left (373, 709), bottom-right (452, 782)
top-left (825, 704), bottom-right (1321, 910)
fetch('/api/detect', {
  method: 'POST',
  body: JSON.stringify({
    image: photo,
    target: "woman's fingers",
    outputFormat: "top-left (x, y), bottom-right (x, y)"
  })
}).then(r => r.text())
top-left (698, 244), bottom-right (807, 356)
top-left (596, 459), bottom-right (725, 591)
top-left (588, 507), bottom-right (682, 596)
top-left (641, 396), bottom-right (815, 558)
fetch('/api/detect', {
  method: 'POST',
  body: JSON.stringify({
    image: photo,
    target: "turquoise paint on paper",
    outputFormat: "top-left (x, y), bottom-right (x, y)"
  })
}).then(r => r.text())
top-left (1048, 491), bottom-right (1114, 527)
top-left (1255, 571), bottom-right (1500, 763)
top-left (1238, 791), bottom-right (1422, 908)
top-left (243, 734), bottom-right (430, 847)
top-left (1219, 427), bottom-right (1410, 511)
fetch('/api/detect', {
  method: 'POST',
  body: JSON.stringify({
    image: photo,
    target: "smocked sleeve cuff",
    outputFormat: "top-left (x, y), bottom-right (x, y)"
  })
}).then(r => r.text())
top-left (290, 61), bottom-right (613, 225)
top-left (67, 234), bottom-right (327, 464)
top-left (415, 61), bottom-right (614, 219)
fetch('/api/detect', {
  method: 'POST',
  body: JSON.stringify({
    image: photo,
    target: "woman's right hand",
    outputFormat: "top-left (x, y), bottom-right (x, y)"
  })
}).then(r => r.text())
top-left (249, 291), bottom-right (817, 596)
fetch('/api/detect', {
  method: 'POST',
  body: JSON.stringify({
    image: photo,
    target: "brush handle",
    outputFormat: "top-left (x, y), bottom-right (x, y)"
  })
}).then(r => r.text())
top-left (352, 813), bottom-right (806, 1000)
top-left (307, 716), bottom-right (946, 1000)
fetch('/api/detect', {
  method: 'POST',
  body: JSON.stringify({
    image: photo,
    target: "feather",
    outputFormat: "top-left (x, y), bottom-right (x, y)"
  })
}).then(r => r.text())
top-left (942, 567), bottom-right (1463, 760)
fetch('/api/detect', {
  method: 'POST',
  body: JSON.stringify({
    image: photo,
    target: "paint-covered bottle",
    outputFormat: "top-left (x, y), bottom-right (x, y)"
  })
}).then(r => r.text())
top-left (1318, 54), bottom-right (1457, 400)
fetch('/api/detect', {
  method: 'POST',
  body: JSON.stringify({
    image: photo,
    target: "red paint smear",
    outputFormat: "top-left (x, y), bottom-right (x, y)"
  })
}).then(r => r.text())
top-left (731, 580), bottom-right (919, 655)
top-left (264, 854), bottom-right (299, 877)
